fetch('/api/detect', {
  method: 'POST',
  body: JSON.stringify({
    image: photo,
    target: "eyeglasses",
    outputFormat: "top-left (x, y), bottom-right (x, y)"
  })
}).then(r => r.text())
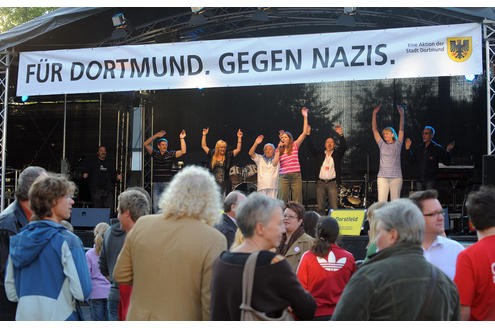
top-left (283, 214), bottom-right (299, 219)
top-left (423, 210), bottom-right (444, 217)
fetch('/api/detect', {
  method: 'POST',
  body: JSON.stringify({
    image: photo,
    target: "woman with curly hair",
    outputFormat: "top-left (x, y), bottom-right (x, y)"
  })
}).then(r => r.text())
top-left (296, 217), bottom-right (356, 320)
top-left (113, 165), bottom-right (227, 320)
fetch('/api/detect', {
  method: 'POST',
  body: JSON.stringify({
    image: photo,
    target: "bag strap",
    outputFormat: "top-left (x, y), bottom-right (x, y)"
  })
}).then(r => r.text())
top-left (241, 251), bottom-right (260, 310)
top-left (417, 265), bottom-right (438, 320)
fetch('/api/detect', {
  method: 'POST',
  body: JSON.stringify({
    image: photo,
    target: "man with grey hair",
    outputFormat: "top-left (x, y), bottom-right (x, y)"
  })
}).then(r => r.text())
top-left (0, 166), bottom-right (46, 320)
top-left (215, 190), bottom-right (246, 249)
top-left (409, 189), bottom-right (464, 280)
top-left (332, 198), bottom-right (459, 320)
top-left (99, 187), bottom-right (150, 320)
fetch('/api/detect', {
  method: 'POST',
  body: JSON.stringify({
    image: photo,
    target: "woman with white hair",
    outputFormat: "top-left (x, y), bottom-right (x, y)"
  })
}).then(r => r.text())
top-left (113, 165), bottom-right (227, 320)
top-left (211, 192), bottom-right (316, 320)
top-left (332, 198), bottom-right (460, 320)
top-left (371, 102), bottom-right (405, 202)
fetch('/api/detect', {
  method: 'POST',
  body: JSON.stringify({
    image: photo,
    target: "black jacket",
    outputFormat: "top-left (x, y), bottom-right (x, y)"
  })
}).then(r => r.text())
top-left (214, 213), bottom-right (238, 250)
top-left (307, 134), bottom-right (347, 184)
top-left (407, 140), bottom-right (451, 182)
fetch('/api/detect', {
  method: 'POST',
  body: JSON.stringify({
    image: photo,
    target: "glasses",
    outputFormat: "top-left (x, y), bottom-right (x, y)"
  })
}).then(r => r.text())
top-left (423, 210), bottom-right (444, 217)
top-left (283, 214), bottom-right (299, 219)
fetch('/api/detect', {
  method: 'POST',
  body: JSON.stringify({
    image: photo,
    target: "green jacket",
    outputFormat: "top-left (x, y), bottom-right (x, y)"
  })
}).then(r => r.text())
top-left (284, 233), bottom-right (314, 272)
top-left (332, 242), bottom-right (460, 320)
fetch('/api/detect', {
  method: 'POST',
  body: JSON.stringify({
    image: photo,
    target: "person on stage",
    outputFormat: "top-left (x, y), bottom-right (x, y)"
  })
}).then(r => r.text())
top-left (201, 127), bottom-right (243, 196)
top-left (405, 125), bottom-right (455, 191)
top-left (277, 107), bottom-right (309, 204)
top-left (143, 129), bottom-right (187, 213)
top-left (307, 125), bottom-right (348, 215)
top-left (371, 103), bottom-right (405, 202)
top-left (248, 135), bottom-right (280, 198)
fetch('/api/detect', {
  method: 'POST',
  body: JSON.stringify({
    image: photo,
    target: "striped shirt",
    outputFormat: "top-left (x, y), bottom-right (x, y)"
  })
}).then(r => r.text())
top-left (279, 143), bottom-right (301, 175)
top-left (377, 139), bottom-right (402, 178)
top-left (152, 150), bottom-right (176, 182)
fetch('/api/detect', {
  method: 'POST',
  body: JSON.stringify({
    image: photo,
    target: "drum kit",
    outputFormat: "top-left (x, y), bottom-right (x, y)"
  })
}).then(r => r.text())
top-left (229, 164), bottom-right (257, 193)
top-left (339, 184), bottom-right (364, 209)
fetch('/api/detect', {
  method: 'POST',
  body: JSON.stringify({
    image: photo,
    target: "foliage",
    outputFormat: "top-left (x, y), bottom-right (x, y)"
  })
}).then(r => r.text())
top-left (0, 7), bottom-right (56, 33)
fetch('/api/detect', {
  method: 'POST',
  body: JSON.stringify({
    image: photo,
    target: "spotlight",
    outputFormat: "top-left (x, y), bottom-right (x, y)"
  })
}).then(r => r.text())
top-left (21, 95), bottom-right (29, 102)
top-left (336, 7), bottom-right (357, 27)
top-left (112, 13), bottom-right (127, 28)
top-left (464, 74), bottom-right (476, 82)
top-left (251, 8), bottom-right (270, 22)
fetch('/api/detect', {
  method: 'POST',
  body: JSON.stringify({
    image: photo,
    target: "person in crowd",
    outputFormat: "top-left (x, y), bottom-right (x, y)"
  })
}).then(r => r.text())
top-left (143, 129), bottom-right (187, 213)
top-left (307, 125), bottom-right (348, 214)
top-left (409, 189), bottom-right (464, 280)
top-left (0, 166), bottom-right (46, 320)
top-left (114, 165), bottom-right (227, 320)
top-left (297, 216), bottom-right (356, 320)
top-left (248, 135), bottom-right (280, 198)
top-left (215, 190), bottom-right (246, 249)
top-left (210, 193), bottom-right (316, 320)
top-left (332, 198), bottom-right (459, 320)
top-left (82, 145), bottom-right (122, 211)
top-left (302, 210), bottom-right (320, 238)
top-left (363, 201), bottom-right (387, 261)
top-left (99, 187), bottom-right (150, 321)
top-left (60, 219), bottom-right (74, 232)
top-left (405, 125), bottom-right (455, 190)
top-left (371, 103), bottom-right (405, 202)
top-left (86, 222), bottom-right (111, 321)
top-left (201, 127), bottom-right (243, 195)
top-left (277, 201), bottom-right (314, 271)
top-left (277, 107), bottom-right (309, 203)
top-left (454, 186), bottom-right (495, 320)
top-left (4, 173), bottom-right (92, 320)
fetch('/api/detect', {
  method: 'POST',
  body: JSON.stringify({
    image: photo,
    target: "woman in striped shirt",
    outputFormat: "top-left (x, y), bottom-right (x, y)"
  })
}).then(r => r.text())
top-left (277, 107), bottom-right (309, 203)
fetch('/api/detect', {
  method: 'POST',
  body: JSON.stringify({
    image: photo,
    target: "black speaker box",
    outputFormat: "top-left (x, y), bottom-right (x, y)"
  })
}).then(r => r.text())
top-left (482, 155), bottom-right (495, 186)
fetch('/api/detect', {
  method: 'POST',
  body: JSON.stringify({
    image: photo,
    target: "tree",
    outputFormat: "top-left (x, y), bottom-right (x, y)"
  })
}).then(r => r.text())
top-left (0, 7), bottom-right (56, 33)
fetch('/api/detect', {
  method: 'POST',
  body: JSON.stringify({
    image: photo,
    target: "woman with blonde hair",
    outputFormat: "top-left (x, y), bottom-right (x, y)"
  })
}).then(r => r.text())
top-left (201, 127), bottom-right (243, 195)
top-left (371, 102), bottom-right (405, 202)
top-left (86, 222), bottom-right (111, 320)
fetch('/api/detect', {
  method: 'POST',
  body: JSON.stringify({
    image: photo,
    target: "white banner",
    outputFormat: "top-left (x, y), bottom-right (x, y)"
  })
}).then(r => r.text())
top-left (17, 23), bottom-right (482, 96)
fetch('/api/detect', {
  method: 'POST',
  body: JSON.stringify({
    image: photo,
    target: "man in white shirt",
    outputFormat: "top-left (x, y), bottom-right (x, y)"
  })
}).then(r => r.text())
top-left (248, 135), bottom-right (280, 198)
top-left (409, 189), bottom-right (464, 280)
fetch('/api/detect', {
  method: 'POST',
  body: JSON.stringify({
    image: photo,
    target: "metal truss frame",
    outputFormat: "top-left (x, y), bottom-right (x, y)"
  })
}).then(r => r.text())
top-left (484, 21), bottom-right (495, 155)
top-left (1, 50), bottom-right (11, 211)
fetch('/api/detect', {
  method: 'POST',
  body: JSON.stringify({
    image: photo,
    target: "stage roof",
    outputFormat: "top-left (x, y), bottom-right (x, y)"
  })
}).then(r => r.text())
top-left (1, 7), bottom-right (495, 52)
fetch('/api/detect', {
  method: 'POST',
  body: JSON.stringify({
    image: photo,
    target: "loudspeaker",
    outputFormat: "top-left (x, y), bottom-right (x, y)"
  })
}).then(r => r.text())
top-left (482, 155), bottom-right (495, 186)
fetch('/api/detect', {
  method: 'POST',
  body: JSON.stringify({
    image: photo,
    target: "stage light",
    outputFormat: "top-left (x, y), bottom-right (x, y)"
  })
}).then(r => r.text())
top-left (189, 7), bottom-right (207, 26)
top-left (464, 74), bottom-right (475, 82)
top-left (112, 13), bottom-right (127, 28)
top-left (21, 95), bottom-right (29, 102)
top-left (251, 8), bottom-right (270, 22)
top-left (336, 7), bottom-right (357, 27)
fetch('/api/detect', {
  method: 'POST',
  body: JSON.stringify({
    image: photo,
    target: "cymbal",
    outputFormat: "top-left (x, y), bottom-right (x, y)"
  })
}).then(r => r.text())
top-left (347, 196), bottom-right (361, 205)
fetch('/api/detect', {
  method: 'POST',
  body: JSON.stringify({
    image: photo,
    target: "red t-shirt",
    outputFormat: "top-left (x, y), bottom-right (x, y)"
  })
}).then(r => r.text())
top-left (296, 244), bottom-right (356, 317)
top-left (454, 234), bottom-right (495, 320)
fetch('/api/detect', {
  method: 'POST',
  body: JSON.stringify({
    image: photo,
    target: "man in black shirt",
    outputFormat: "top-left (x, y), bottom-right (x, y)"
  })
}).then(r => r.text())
top-left (82, 145), bottom-right (121, 211)
top-left (405, 125), bottom-right (455, 190)
top-left (144, 129), bottom-right (187, 213)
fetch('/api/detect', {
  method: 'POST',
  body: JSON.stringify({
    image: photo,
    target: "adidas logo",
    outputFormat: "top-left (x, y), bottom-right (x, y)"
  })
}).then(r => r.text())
top-left (317, 251), bottom-right (347, 271)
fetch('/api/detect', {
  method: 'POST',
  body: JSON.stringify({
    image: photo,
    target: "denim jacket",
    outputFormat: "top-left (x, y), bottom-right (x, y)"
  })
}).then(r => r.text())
top-left (332, 242), bottom-right (460, 320)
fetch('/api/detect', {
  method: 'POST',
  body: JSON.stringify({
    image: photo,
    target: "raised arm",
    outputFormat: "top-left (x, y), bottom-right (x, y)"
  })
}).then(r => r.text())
top-left (397, 105), bottom-right (405, 142)
top-left (201, 128), bottom-right (210, 154)
top-left (249, 135), bottom-right (264, 159)
top-left (232, 129), bottom-right (243, 157)
top-left (175, 129), bottom-right (187, 158)
top-left (371, 104), bottom-right (382, 144)
top-left (294, 107), bottom-right (309, 147)
top-left (143, 130), bottom-right (166, 154)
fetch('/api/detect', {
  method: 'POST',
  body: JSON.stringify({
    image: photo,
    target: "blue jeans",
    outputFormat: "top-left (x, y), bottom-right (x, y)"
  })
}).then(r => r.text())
top-left (107, 299), bottom-right (119, 321)
top-left (152, 182), bottom-right (169, 213)
top-left (89, 298), bottom-right (108, 321)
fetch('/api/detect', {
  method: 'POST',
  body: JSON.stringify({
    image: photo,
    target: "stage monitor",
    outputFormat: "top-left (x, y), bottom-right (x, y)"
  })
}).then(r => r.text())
top-left (70, 208), bottom-right (110, 228)
top-left (329, 209), bottom-right (367, 236)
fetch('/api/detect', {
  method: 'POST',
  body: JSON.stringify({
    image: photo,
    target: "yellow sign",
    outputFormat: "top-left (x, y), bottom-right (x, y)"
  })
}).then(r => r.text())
top-left (447, 37), bottom-right (472, 62)
top-left (330, 209), bottom-right (366, 236)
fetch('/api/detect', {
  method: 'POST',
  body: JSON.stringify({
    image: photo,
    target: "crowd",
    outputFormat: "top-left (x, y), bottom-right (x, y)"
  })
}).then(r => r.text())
top-left (0, 104), bottom-right (493, 321)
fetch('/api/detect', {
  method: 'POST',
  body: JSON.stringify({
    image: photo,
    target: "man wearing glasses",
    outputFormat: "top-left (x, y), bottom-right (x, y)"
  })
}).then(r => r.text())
top-left (409, 189), bottom-right (464, 280)
top-left (405, 125), bottom-right (455, 191)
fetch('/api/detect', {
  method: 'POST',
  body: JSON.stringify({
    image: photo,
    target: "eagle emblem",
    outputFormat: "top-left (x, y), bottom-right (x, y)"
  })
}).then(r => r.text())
top-left (447, 37), bottom-right (472, 62)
